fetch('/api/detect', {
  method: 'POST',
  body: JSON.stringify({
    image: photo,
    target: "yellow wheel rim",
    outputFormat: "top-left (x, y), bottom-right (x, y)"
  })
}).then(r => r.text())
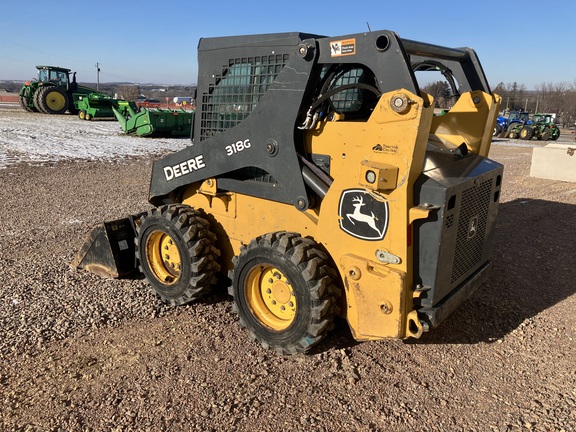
top-left (146, 230), bottom-right (181, 285)
top-left (46, 91), bottom-right (66, 111)
top-left (246, 265), bottom-right (297, 331)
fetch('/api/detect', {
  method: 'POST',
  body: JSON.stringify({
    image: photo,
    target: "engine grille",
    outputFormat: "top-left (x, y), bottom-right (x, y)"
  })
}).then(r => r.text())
top-left (450, 179), bottom-right (492, 283)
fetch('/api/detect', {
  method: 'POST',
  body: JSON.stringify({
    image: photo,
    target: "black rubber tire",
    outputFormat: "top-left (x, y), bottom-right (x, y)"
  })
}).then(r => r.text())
top-left (136, 204), bottom-right (220, 306)
top-left (18, 94), bottom-right (35, 112)
top-left (79, 110), bottom-right (86, 120)
top-left (519, 126), bottom-right (533, 140)
top-left (493, 124), bottom-right (502, 137)
top-left (229, 232), bottom-right (340, 355)
top-left (33, 88), bottom-right (48, 114)
top-left (37, 86), bottom-right (69, 114)
top-left (551, 130), bottom-right (560, 141)
top-left (506, 125), bottom-right (519, 139)
top-left (85, 113), bottom-right (92, 121)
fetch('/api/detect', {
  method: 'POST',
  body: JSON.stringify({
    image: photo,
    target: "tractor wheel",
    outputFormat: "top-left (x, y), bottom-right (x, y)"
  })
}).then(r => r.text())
top-left (79, 110), bottom-right (86, 120)
top-left (519, 126), bottom-right (533, 140)
top-left (85, 113), bottom-right (92, 121)
top-left (229, 232), bottom-right (340, 355)
top-left (136, 204), bottom-right (220, 306)
top-left (493, 124), bottom-right (502, 137)
top-left (551, 130), bottom-right (560, 141)
top-left (18, 94), bottom-right (35, 112)
top-left (34, 88), bottom-right (48, 114)
top-left (37, 86), bottom-right (69, 114)
top-left (540, 131), bottom-right (550, 141)
top-left (507, 128), bottom-right (518, 139)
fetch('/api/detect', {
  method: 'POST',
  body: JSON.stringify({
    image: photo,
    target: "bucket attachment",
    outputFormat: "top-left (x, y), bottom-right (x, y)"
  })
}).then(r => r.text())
top-left (72, 215), bottom-right (142, 278)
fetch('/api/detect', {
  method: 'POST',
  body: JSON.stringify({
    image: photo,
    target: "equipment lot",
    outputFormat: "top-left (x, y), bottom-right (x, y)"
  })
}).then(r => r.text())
top-left (0, 105), bottom-right (574, 431)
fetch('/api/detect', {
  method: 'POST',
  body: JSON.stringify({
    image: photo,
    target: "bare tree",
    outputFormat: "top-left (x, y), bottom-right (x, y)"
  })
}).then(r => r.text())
top-left (560, 81), bottom-right (576, 128)
top-left (422, 81), bottom-right (455, 109)
top-left (493, 82), bottom-right (506, 97)
top-left (534, 81), bottom-right (568, 114)
top-left (115, 85), bottom-right (140, 101)
top-left (505, 82), bottom-right (527, 111)
top-left (461, 79), bottom-right (575, 127)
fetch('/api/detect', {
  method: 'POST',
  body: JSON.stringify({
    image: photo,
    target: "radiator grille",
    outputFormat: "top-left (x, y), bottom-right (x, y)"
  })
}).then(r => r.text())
top-left (200, 54), bottom-right (289, 140)
top-left (451, 180), bottom-right (492, 283)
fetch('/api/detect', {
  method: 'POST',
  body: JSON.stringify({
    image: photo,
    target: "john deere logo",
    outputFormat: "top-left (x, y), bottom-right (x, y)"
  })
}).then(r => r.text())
top-left (468, 216), bottom-right (479, 239)
top-left (338, 189), bottom-right (389, 241)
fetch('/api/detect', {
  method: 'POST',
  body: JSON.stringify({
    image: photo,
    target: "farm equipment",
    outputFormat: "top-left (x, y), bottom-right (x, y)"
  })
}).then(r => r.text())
top-left (516, 113), bottom-right (560, 141)
top-left (112, 104), bottom-right (193, 137)
top-left (73, 93), bottom-right (134, 121)
top-left (495, 111), bottom-right (530, 137)
top-left (73, 30), bottom-right (503, 354)
top-left (18, 65), bottom-right (97, 114)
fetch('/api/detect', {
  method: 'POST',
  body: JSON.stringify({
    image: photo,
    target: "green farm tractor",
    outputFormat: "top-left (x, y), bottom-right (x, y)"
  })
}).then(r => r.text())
top-left (18, 65), bottom-right (99, 115)
top-left (516, 113), bottom-right (560, 141)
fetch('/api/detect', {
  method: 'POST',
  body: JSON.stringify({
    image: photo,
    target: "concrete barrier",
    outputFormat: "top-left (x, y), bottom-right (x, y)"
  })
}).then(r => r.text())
top-left (530, 143), bottom-right (576, 182)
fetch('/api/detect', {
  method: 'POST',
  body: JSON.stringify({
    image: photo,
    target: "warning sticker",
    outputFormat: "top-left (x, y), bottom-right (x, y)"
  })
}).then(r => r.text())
top-left (330, 38), bottom-right (356, 57)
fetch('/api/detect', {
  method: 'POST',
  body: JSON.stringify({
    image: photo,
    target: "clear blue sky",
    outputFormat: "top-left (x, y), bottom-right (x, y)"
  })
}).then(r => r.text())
top-left (1, 0), bottom-right (574, 90)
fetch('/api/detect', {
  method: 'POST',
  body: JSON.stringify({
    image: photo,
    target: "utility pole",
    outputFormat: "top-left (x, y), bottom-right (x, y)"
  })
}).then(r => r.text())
top-left (96, 62), bottom-right (101, 91)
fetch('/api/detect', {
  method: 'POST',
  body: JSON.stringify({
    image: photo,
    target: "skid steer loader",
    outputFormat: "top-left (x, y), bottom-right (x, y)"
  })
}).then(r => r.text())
top-left (73, 30), bottom-right (503, 354)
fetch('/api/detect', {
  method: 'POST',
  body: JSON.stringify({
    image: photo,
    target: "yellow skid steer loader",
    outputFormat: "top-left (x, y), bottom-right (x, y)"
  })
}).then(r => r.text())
top-left (74, 30), bottom-right (502, 354)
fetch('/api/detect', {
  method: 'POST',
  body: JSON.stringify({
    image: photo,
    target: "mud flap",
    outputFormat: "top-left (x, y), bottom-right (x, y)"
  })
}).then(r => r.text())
top-left (72, 215), bottom-right (143, 278)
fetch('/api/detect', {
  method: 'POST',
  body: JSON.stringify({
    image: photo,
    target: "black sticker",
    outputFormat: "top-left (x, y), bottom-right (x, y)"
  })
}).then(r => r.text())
top-left (338, 189), bottom-right (389, 241)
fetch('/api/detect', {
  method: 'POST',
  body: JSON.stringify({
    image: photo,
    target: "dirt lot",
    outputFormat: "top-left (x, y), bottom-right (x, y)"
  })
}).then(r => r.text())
top-left (0, 105), bottom-right (575, 431)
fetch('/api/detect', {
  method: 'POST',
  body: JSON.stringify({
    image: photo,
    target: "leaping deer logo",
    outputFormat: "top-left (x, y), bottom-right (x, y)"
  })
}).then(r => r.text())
top-left (346, 195), bottom-right (384, 238)
top-left (338, 189), bottom-right (389, 240)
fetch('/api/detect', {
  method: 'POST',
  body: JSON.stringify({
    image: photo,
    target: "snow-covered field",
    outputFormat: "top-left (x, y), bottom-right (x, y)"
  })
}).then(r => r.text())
top-left (0, 104), bottom-right (189, 169)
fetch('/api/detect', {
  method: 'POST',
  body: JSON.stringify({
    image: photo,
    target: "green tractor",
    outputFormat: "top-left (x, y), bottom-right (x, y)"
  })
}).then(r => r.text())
top-left (18, 65), bottom-right (98, 115)
top-left (518, 113), bottom-right (560, 141)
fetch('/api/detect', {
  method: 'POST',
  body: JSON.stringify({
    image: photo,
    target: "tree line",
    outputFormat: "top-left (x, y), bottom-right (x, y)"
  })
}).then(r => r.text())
top-left (492, 81), bottom-right (576, 127)
top-left (423, 80), bottom-right (576, 128)
top-left (5, 77), bottom-right (575, 128)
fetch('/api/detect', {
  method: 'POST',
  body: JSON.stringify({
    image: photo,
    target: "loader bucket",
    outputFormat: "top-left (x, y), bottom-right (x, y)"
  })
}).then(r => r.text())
top-left (72, 216), bottom-right (141, 278)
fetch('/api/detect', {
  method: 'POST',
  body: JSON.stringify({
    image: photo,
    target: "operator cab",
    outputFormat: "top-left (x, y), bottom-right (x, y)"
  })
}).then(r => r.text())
top-left (36, 66), bottom-right (71, 88)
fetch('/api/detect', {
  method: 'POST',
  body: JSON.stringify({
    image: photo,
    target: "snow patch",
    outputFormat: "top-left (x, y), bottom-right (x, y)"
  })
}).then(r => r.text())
top-left (0, 110), bottom-right (189, 169)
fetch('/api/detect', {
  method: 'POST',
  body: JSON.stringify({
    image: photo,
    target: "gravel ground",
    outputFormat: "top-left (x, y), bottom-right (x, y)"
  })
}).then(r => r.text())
top-left (0, 107), bottom-right (575, 431)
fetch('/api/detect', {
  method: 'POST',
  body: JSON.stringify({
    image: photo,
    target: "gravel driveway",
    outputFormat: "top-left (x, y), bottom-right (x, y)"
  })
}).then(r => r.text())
top-left (0, 106), bottom-right (574, 431)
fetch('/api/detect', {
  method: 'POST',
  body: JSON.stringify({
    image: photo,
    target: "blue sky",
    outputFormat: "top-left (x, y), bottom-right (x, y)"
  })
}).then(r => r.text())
top-left (1, 0), bottom-right (574, 90)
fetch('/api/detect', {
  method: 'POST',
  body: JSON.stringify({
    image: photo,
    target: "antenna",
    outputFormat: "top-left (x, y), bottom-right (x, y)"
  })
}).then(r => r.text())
top-left (366, 22), bottom-right (372, 32)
